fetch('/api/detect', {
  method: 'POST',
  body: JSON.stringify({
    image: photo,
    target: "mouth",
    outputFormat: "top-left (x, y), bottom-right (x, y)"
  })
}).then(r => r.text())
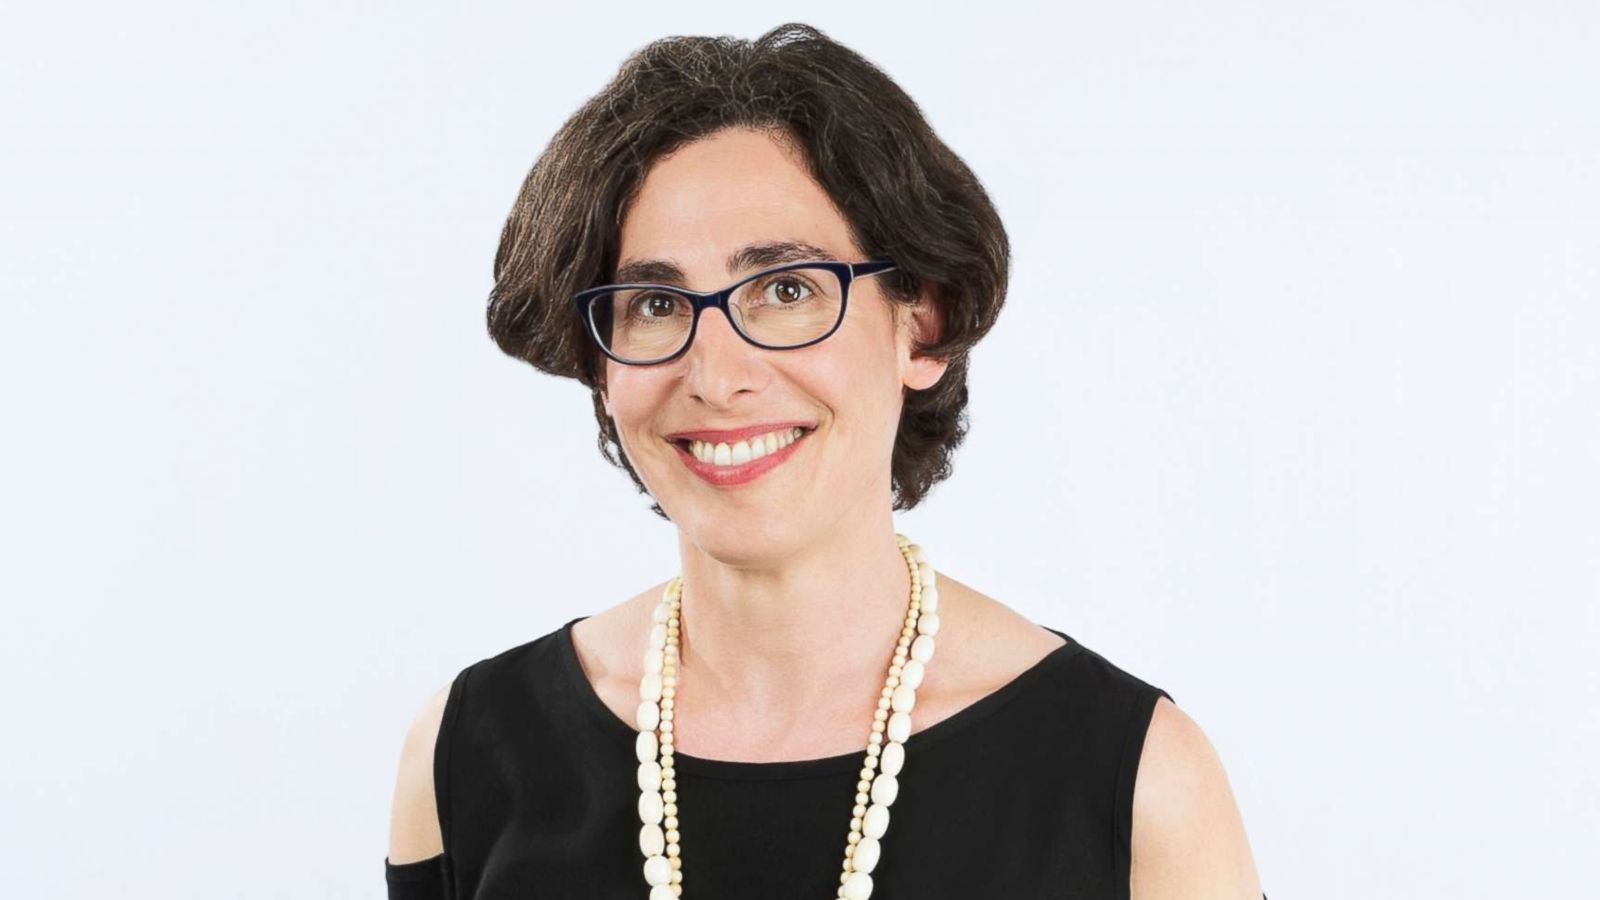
top-left (667, 425), bottom-right (817, 487)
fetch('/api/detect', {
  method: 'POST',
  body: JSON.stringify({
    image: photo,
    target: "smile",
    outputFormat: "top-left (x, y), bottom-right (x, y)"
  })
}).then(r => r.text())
top-left (668, 426), bottom-right (814, 487)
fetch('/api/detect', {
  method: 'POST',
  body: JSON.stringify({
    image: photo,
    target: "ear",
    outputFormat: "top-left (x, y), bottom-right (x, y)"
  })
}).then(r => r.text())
top-left (898, 288), bottom-right (949, 392)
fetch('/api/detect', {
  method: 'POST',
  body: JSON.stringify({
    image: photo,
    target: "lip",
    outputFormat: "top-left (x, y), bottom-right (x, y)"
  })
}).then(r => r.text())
top-left (665, 421), bottom-right (816, 444)
top-left (668, 427), bottom-right (813, 487)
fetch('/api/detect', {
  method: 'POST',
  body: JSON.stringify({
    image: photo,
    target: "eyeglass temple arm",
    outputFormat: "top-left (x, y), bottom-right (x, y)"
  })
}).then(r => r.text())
top-left (851, 260), bottom-right (898, 279)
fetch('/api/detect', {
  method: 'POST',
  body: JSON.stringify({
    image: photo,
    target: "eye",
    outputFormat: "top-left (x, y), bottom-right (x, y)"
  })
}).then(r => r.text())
top-left (762, 275), bottom-right (815, 306)
top-left (628, 292), bottom-right (684, 319)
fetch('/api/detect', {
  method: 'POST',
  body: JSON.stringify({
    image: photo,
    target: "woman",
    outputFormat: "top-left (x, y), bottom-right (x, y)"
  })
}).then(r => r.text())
top-left (386, 23), bottom-right (1263, 900)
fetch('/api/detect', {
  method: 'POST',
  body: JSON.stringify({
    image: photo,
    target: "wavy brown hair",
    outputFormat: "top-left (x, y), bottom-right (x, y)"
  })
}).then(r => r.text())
top-left (486, 22), bottom-right (1010, 520)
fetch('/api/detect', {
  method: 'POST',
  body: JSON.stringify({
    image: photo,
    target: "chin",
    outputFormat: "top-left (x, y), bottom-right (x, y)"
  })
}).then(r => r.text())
top-left (680, 513), bottom-right (810, 566)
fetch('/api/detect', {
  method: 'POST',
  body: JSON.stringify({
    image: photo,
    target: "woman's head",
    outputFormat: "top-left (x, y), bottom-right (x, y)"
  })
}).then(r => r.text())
top-left (488, 23), bottom-right (1009, 531)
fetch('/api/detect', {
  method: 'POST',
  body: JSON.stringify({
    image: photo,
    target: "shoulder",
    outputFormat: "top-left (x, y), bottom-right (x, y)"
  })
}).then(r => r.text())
top-left (384, 609), bottom-right (593, 866)
top-left (920, 573), bottom-right (1068, 688)
top-left (1129, 697), bottom-right (1263, 899)
top-left (567, 581), bottom-right (679, 683)
top-left (386, 681), bottom-right (453, 864)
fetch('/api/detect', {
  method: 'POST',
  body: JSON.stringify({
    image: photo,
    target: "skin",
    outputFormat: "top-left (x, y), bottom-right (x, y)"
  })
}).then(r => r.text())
top-left (388, 126), bottom-right (1261, 897)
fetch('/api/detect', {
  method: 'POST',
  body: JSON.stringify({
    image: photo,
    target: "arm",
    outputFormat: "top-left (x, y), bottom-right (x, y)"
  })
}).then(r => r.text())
top-left (1129, 697), bottom-right (1263, 900)
top-left (387, 683), bottom-right (452, 864)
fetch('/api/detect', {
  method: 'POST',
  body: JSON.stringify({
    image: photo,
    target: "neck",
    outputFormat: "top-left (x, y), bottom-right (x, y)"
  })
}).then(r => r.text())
top-left (672, 505), bottom-right (914, 714)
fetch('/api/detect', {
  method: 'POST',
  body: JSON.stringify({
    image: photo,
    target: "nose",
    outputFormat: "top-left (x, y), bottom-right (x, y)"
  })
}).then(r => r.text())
top-left (681, 302), bottom-right (763, 404)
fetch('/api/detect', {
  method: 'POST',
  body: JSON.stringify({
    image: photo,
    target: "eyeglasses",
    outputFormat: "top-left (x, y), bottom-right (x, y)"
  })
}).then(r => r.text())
top-left (573, 259), bottom-right (898, 366)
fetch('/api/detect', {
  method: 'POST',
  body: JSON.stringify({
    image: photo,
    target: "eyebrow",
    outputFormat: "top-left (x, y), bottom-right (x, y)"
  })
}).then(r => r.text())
top-left (611, 240), bottom-right (836, 287)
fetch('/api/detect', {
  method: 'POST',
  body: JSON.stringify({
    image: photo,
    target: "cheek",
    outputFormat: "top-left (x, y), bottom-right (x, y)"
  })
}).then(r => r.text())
top-left (604, 373), bottom-right (669, 446)
top-left (798, 348), bottom-right (902, 449)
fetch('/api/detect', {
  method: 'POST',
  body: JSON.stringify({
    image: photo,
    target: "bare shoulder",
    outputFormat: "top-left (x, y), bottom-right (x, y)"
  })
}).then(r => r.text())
top-left (386, 681), bottom-right (452, 865)
top-left (568, 582), bottom-right (668, 683)
top-left (1130, 697), bottom-right (1263, 899)
top-left (919, 574), bottom-right (1068, 697)
top-left (935, 573), bottom-right (1066, 659)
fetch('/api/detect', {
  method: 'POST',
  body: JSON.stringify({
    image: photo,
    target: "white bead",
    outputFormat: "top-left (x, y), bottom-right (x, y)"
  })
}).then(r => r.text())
top-left (917, 612), bottom-right (941, 636)
top-left (640, 672), bottom-right (662, 701)
top-left (638, 760), bottom-right (661, 792)
top-left (652, 602), bottom-right (671, 623)
top-left (636, 700), bottom-right (660, 731)
top-left (648, 622), bottom-right (667, 649)
top-left (918, 562), bottom-right (936, 588)
top-left (863, 802), bottom-right (890, 838)
top-left (636, 730), bottom-right (658, 762)
top-left (887, 711), bottom-right (911, 743)
top-left (880, 741), bottom-right (905, 776)
top-left (870, 771), bottom-right (899, 806)
top-left (899, 659), bottom-right (925, 690)
top-left (639, 822), bottom-right (665, 856)
top-left (649, 887), bottom-right (675, 900)
top-left (908, 544), bottom-right (927, 563)
top-left (642, 648), bottom-right (663, 674)
top-left (890, 684), bottom-right (916, 713)
top-left (920, 582), bottom-right (939, 613)
top-left (638, 790), bottom-right (663, 824)
top-left (842, 870), bottom-right (874, 899)
top-left (910, 634), bottom-right (935, 662)
top-left (852, 836), bottom-right (882, 874)
top-left (643, 853), bottom-right (671, 885)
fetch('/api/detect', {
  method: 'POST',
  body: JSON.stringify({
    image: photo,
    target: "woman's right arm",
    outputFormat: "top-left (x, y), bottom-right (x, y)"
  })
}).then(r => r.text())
top-left (387, 683), bottom-right (452, 864)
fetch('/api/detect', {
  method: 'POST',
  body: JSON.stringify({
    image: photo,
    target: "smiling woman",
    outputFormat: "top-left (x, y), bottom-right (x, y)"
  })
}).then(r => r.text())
top-left (481, 27), bottom-right (1010, 524)
top-left (386, 21), bottom-right (1263, 900)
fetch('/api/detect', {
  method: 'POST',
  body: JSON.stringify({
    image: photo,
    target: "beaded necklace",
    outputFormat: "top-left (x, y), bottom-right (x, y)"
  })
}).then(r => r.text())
top-left (633, 534), bottom-right (939, 899)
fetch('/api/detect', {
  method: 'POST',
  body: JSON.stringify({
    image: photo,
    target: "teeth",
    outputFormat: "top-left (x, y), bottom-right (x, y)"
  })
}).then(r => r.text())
top-left (687, 427), bottom-right (806, 466)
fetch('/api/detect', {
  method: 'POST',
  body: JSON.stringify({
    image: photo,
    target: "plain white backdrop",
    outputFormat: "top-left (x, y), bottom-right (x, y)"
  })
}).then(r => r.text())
top-left (2, 2), bottom-right (1595, 897)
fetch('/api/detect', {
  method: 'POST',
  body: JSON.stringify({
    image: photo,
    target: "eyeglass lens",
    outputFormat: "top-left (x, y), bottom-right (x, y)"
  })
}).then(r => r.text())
top-left (587, 265), bottom-right (845, 363)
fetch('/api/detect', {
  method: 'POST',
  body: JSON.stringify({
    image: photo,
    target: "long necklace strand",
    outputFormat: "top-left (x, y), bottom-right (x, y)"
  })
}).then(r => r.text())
top-left (634, 533), bottom-right (940, 900)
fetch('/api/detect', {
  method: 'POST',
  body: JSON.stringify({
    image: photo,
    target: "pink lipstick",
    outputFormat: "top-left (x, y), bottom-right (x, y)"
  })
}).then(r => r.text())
top-left (667, 427), bottom-right (814, 487)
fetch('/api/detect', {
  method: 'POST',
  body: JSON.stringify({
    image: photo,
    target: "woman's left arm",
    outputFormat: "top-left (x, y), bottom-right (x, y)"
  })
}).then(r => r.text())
top-left (1130, 697), bottom-right (1265, 900)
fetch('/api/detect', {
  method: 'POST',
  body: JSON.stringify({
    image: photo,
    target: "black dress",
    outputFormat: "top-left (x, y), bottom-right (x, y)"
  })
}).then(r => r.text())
top-left (385, 615), bottom-right (1264, 899)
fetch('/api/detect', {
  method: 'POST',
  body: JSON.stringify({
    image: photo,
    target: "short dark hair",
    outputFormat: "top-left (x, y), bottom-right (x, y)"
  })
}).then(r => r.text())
top-left (486, 22), bottom-right (1010, 520)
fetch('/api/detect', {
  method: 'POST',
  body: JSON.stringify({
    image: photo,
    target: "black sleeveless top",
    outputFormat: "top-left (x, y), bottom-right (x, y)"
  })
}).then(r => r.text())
top-left (386, 615), bottom-right (1260, 899)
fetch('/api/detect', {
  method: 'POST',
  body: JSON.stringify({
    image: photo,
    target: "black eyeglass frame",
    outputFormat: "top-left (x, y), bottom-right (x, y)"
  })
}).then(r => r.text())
top-left (573, 259), bottom-right (899, 366)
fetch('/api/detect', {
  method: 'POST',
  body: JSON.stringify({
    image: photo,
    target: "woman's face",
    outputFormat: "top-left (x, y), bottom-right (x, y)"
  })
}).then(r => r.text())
top-left (601, 127), bottom-right (946, 562)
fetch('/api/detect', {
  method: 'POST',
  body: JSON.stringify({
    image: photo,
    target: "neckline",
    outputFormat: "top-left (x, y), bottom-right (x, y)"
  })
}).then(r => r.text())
top-left (556, 614), bottom-right (1080, 781)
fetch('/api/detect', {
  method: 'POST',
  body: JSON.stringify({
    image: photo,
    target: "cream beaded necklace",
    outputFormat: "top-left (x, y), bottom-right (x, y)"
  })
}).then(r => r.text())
top-left (633, 533), bottom-right (940, 900)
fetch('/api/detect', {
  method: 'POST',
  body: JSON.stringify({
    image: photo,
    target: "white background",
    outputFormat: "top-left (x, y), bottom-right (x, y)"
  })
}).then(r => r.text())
top-left (2, 3), bottom-right (1595, 897)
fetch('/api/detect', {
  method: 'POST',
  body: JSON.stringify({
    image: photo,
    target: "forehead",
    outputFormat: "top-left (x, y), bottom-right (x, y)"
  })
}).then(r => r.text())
top-left (615, 128), bottom-right (859, 282)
